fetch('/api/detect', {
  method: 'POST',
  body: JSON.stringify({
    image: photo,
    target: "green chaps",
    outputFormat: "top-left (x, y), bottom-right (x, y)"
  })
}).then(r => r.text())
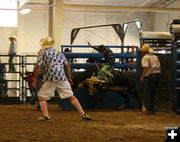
top-left (97, 65), bottom-right (112, 80)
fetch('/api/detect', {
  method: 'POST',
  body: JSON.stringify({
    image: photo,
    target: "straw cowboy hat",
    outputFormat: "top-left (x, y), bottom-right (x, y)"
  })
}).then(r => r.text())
top-left (9, 35), bottom-right (17, 39)
top-left (139, 44), bottom-right (154, 53)
top-left (40, 36), bottom-right (55, 49)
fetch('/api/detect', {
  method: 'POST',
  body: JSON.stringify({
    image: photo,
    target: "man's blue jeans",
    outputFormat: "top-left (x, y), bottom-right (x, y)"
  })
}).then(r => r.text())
top-left (9, 54), bottom-right (15, 71)
top-left (142, 74), bottom-right (161, 112)
top-left (29, 88), bottom-right (38, 105)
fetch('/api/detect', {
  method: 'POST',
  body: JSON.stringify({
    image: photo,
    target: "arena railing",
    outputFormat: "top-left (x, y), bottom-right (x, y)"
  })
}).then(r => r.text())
top-left (61, 45), bottom-right (140, 77)
top-left (0, 55), bottom-right (24, 101)
top-left (0, 45), bottom-right (141, 103)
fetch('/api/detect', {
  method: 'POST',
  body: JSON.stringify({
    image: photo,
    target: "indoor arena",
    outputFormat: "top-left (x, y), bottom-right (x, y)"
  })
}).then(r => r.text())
top-left (0, 0), bottom-right (180, 142)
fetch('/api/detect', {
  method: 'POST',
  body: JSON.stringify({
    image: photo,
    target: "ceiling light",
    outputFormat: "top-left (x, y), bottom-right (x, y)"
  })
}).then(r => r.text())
top-left (20, 8), bottom-right (31, 14)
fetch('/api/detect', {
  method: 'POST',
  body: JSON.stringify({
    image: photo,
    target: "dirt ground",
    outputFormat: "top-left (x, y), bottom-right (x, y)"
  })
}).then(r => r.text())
top-left (0, 104), bottom-right (179, 142)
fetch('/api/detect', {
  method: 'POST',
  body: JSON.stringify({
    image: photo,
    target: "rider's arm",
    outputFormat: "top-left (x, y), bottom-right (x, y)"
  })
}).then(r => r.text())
top-left (87, 41), bottom-right (100, 52)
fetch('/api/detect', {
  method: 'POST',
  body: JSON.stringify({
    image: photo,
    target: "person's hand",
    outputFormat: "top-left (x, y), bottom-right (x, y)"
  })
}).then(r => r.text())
top-left (140, 76), bottom-right (144, 82)
top-left (32, 80), bottom-right (37, 88)
top-left (87, 41), bottom-right (91, 47)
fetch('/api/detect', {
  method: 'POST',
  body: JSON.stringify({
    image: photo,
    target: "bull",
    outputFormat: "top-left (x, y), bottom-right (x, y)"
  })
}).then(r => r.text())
top-left (71, 64), bottom-right (143, 111)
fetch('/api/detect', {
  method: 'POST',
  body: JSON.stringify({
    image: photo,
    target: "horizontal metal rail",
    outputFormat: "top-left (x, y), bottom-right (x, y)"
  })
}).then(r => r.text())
top-left (64, 53), bottom-right (136, 59)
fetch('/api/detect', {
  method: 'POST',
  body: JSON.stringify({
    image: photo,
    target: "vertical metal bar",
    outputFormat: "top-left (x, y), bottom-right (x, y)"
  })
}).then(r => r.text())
top-left (24, 55), bottom-right (27, 102)
top-left (19, 55), bottom-right (21, 102)
top-left (178, 42), bottom-right (180, 113)
top-left (22, 55), bottom-right (26, 103)
top-left (172, 42), bottom-right (177, 111)
top-left (136, 46), bottom-right (141, 79)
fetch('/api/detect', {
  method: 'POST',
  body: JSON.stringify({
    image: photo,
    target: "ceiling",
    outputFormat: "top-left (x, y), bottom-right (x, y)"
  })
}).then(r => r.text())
top-left (63, 0), bottom-right (163, 6)
top-left (1, 0), bottom-right (180, 15)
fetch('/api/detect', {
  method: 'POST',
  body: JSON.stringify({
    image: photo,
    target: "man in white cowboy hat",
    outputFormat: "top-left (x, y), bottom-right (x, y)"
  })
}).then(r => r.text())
top-left (8, 35), bottom-right (17, 72)
top-left (32, 36), bottom-right (91, 121)
top-left (139, 44), bottom-right (161, 115)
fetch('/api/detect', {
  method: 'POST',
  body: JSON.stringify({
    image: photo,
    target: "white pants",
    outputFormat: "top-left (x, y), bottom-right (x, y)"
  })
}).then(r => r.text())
top-left (38, 80), bottom-right (73, 100)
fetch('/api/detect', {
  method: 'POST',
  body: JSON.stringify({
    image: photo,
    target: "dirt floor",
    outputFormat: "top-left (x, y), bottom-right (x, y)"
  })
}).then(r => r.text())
top-left (0, 104), bottom-right (179, 142)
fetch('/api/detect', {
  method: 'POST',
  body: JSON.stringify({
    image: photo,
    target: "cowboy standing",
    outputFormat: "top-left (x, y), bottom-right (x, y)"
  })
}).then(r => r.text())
top-left (140, 44), bottom-right (161, 114)
top-left (32, 37), bottom-right (91, 121)
top-left (8, 35), bottom-right (17, 72)
top-left (87, 41), bottom-right (115, 81)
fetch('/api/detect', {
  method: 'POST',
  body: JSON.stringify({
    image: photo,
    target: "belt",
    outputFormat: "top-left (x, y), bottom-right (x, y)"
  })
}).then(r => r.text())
top-left (149, 73), bottom-right (160, 77)
top-left (144, 73), bottom-right (160, 79)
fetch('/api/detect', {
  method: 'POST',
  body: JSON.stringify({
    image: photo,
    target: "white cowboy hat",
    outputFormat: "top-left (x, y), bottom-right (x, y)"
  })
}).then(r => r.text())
top-left (139, 44), bottom-right (154, 53)
top-left (40, 36), bottom-right (55, 49)
top-left (9, 35), bottom-right (17, 39)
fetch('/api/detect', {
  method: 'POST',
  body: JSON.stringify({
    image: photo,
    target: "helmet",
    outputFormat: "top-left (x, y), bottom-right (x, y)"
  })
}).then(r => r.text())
top-left (99, 45), bottom-right (106, 52)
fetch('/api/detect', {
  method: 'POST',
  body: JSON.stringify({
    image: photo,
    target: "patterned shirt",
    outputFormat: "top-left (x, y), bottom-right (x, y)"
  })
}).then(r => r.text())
top-left (141, 53), bottom-right (161, 77)
top-left (36, 47), bottom-right (68, 81)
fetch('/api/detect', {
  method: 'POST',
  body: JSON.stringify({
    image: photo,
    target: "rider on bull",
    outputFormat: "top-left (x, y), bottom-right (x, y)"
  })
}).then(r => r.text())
top-left (87, 41), bottom-right (115, 82)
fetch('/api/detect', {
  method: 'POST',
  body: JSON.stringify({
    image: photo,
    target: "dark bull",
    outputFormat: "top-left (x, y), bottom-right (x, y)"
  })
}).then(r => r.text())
top-left (71, 64), bottom-right (142, 110)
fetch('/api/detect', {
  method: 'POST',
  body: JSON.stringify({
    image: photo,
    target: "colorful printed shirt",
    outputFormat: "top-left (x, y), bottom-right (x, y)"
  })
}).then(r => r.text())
top-left (36, 47), bottom-right (68, 81)
top-left (141, 53), bottom-right (161, 77)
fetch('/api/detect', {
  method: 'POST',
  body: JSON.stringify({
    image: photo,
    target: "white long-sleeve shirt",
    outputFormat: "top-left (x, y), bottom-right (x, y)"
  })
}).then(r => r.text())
top-left (9, 42), bottom-right (16, 54)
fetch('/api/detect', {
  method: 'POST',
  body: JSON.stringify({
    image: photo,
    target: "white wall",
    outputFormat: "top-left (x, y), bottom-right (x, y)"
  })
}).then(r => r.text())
top-left (0, 3), bottom-right (179, 57)
top-left (0, 27), bottom-right (17, 54)
top-left (19, 12), bottom-right (48, 54)
top-left (1, 9), bottom-right (173, 55)
top-left (61, 12), bottom-right (151, 50)
top-left (0, 12), bottom-right (48, 55)
top-left (0, 1), bottom-right (179, 55)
